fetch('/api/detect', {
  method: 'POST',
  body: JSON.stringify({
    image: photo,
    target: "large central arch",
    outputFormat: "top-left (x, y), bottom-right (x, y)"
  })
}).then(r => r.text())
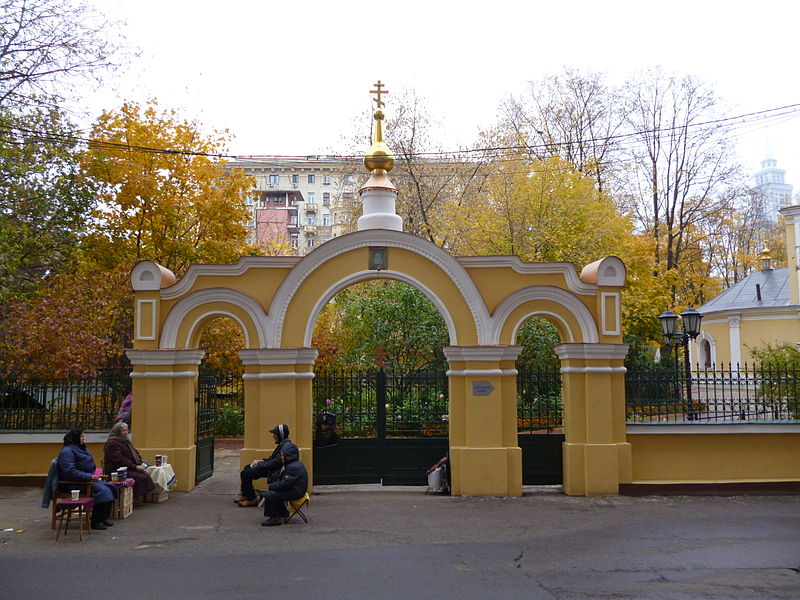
top-left (127, 230), bottom-right (629, 497)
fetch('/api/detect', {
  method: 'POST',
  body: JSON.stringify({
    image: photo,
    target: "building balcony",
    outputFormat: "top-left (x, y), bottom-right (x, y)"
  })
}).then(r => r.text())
top-left (305, 203), bottom-right (318, 212)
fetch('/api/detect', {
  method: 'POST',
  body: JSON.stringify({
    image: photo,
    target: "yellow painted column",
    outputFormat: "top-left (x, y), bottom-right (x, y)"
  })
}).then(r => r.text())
top-left (443, 346), bottom-right (523, 496)
top-left (126, 349), bottom-right (205, 492)
top-left (555, 343), bottom-right (631, 496)
top-left (238, 348), bottom-right (318, 490)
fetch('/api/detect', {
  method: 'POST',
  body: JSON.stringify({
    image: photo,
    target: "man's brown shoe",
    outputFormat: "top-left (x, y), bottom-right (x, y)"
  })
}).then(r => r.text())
top-left (238, 499), bottom-right (259, 507)
top-left (233, 495), bottom-right (245, 503)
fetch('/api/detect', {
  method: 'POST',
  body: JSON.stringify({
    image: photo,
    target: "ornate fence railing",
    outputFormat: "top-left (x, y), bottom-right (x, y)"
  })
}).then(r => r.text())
top-left (4, 361), bottom-right (797, 432)
top-left (516, 367), bottom-right (563, 433)
top-left (626, 363), bottom-right (800, 423)
top-left (0, 369), bottom-right (132, 431)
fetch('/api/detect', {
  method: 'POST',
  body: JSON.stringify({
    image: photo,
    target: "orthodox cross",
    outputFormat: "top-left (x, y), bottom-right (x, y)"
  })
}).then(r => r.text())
top-left (370, 80), bottom-right (388, 108)
top-left (372, 344), bottom-right (389, 369)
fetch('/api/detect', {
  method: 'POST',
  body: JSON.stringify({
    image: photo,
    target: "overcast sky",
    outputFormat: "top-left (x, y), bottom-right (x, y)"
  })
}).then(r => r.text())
top-left (77, 0), bottom-right (800, 187)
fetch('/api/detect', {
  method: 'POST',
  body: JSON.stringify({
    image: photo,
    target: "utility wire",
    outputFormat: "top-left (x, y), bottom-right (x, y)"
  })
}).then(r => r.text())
top-left (1, 102), bottom-right (799, 162)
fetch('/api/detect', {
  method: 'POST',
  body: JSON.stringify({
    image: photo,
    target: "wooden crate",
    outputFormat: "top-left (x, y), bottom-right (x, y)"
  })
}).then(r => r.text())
top-left (112, 486), bottom-right (133, 519)
top-left (145, 490), bottom-right (169, 503)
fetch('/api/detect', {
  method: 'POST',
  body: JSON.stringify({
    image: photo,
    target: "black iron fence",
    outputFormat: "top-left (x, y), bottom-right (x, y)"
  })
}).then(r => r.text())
top-left (313, 369), bottom-right (449, 438)
top-left (0, 369), bottom-right (131, 431)
top-left (4, 361), bottom-right (798, 433)
top-left (517, 367), bottom-right (563, 433)
top-left (626, 363), bottom-right (800, 423)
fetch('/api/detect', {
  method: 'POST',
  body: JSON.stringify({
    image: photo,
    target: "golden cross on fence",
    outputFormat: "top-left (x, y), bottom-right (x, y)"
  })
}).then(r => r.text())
top-left (370, 80), bottom-right (388, 108)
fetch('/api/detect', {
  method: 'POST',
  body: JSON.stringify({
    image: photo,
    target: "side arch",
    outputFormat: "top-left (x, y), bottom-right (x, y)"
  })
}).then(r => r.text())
top-left (267, 229), bottom-right (492, 347)
top-left (160, 288), bottom-right (269, 349)
top-left (489, 285), bottom-right (599, 345)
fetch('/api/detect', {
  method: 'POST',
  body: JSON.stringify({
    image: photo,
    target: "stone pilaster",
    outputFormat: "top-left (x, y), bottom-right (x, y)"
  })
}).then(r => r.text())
top-left (443, 345), bottom-right (523, 496)
top-left (238, 348), bottom-right (318, 486)
top-left (554, 343), bottom-right (631, 496)
top-left (126, 349), bottom-right (205, 492)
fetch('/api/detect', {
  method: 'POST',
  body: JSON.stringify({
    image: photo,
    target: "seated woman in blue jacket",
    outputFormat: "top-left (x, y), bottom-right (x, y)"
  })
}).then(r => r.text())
top-left (58, 428), bottom-right (117, 530)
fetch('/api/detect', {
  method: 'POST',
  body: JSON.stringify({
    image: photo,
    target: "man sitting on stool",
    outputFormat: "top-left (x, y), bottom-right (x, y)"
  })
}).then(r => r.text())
top-left (236, 424), bottom-right (292, 507)
top-left (261, 444), bottom-right (308, 527)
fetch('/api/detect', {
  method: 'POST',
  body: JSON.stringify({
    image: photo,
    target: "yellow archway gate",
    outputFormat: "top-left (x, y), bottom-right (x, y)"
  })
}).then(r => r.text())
top-left (127, 231), bottom-right (629, 496)
top-left (126, 86), bottom-right (631, 496)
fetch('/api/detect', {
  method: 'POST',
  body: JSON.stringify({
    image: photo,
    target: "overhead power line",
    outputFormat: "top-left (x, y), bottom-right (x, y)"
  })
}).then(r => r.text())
top-left (1, 102), bottom-right (799, 162)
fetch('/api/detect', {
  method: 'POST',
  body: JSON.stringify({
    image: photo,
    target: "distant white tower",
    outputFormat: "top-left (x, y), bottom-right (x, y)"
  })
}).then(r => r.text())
top-left (754, 157), bottom-right (793, 223)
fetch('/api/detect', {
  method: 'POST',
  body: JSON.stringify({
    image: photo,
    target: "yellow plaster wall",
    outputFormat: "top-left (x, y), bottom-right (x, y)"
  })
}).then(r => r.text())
top-left (0, 442), bottom-right (106, 476)
top-left (629, 433), bottom-right (800, 482)
top-left (464, 267), bottom-right (578, 314)
top-left (700, 314), bottom-right (800, 364)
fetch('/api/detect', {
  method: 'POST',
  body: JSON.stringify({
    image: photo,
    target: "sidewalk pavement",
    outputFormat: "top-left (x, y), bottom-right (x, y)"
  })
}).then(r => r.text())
top-left (1, 446), bottom-right (798, 599)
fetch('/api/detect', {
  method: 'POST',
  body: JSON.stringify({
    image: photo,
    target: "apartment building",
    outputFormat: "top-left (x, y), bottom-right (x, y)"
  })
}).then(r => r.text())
top-left (227, 157), bottom-right (360, 255)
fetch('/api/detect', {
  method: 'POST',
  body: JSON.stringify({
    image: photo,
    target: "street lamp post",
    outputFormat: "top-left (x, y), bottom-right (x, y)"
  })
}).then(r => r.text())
top-left (659, 308), bottom-right (703, 421)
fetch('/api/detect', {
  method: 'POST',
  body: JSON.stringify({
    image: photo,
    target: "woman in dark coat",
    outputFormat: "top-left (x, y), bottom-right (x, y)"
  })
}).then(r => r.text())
top-left (103, 421), bottom-right (155, 498)
top-left (57, 428), bottom-right (117, 530)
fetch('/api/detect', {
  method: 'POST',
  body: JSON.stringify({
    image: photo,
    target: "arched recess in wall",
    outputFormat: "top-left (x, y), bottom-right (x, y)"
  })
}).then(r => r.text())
top-left (267, 229), bottom-right (492, 348)
top-left (696, 330), bottom-right (716, 367)
top-left (160, 288), bottom-right (269, 350)
top-left (488, 285), bottom-right (599, 346)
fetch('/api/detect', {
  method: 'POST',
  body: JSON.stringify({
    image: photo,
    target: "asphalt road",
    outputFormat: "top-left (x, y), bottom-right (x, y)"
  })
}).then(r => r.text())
top-left (1, 452), bottom-right (798, 599)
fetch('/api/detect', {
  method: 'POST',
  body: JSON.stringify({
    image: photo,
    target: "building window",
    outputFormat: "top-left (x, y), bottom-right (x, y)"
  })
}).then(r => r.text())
top-left (307, 192), bottom-right (315, 203)
top-left (306, 214), bottom-right (315, 225)
top-left (269, 174), bottom-right (279, 185)
top-left (307, 236), bottom-right (314, 248)
top-left (323, 175), bottom-right (331, 185)
top-left (322, 214), bottom-right (330, 226)
top-left (291, 235), bottom-right (298, 248)
top-left (322, 192), bottom-right (330, 206)
top-left (292, 174), bottom-right (299, 184)
top-left (308, 174), bottom-right (315, 184)
top-left (289, 215), bottom-right (298, 226)
top-left (344, 175), bottom-right (355, 183)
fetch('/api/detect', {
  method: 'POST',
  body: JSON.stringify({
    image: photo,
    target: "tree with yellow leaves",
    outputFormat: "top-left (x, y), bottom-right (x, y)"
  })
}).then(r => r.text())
top-left (442, 153), bottom-right (669, 347)
top-left (81, 100), bottom-right (256, 274)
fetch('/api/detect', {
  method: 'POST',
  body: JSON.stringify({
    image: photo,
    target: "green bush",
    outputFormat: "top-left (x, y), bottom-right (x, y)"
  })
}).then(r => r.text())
top-left (214, 402), bottom-right (244, 437)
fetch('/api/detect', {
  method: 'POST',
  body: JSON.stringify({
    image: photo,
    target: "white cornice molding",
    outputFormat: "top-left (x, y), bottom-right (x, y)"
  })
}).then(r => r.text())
top-left (242, 372), bottom-right (316, 380)
top-left (126, 349), bottom-right (205, 366)
top-left (457, 256), bottom-right (596, 296)
top-left (446, 368), bottom-right (518, 377)
top-left (161, 256), bottom-right (301, 300)
top-left (443, 345), bottom-right (523, 363)
top-left (269, 229), bottom-right (491, 347)
top-left (488, 285), bottom-right (598, 344)
top-left (160, 288), bottom-right (269, 349)
top-left (554, 343), bottom-right (629, 361)
top-left (239, 348), bottom-right (319, 366)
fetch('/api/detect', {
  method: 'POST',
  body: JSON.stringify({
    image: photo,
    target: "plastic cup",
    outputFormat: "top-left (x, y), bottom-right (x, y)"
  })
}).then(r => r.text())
top-left (71, 490), bottom-right (79, 500)
top-left (110, 472), bottom-right (119, 481)
top-left (162, 455), bottom-right (168, 465)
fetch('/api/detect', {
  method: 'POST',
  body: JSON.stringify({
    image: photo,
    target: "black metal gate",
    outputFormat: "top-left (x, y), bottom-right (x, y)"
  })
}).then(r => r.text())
top-left (517, 367), bottom-right (563, 484)
top-left (313, 369), bottom-right (449, 485)
top-left (195, 369), bottom-right (216, 483)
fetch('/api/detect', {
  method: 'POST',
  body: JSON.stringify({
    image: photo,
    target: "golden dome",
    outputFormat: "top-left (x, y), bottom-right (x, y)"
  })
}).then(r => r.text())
top-left (365, 108), bottom-right (395, 174)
